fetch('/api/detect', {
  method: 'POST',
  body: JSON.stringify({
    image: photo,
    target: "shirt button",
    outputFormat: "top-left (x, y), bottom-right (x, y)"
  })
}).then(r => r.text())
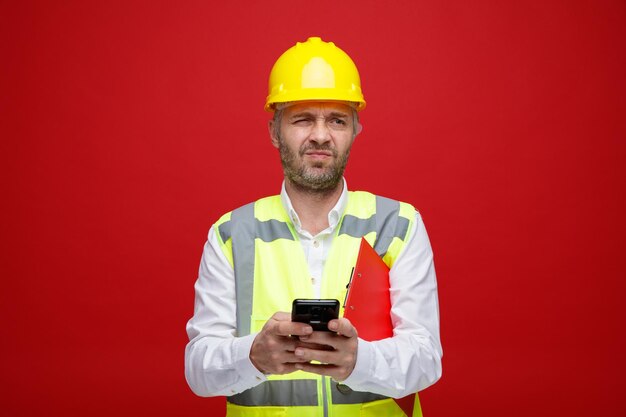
top-left (313, 240), bottom-right (319, 248)
top-left (311, 277), bottom-right (316, 284)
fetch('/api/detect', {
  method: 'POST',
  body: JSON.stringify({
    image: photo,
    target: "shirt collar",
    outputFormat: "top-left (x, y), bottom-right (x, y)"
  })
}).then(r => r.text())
top-left (280, 178), bottom-right (349, 234)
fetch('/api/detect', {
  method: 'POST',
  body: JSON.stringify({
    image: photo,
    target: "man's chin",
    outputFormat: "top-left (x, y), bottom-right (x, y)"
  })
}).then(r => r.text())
top-left (307, 161), bottom-right (329, 170)
top-left (298, 175), bottom-right (343, 192)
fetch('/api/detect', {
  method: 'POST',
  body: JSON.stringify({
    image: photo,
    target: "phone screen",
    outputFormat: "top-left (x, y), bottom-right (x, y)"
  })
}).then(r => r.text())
top-left (291, 299), bottom-right (340, 331)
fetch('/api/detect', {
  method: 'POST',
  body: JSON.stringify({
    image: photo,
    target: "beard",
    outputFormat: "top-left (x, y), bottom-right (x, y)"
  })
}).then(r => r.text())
top-left (278, 140), bottom-right (350, 193)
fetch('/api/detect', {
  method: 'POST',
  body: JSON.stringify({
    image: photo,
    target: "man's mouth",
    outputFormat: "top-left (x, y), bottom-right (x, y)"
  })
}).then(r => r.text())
top-left (302, 145), bottom-right (335, 159)
top-left (305, 150), bottom-right (333, 158)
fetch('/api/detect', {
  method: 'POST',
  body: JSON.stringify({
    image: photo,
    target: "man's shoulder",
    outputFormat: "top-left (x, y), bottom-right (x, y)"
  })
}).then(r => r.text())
top-left (348, 190), bottom-right (417, 213)
top-left (213, 195), bottom-right (281, 226)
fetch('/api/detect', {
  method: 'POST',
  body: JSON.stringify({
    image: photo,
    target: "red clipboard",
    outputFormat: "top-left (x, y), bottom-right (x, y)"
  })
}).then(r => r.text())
top-left (343, 238), bottom-right (416, 417)
top-left (343, 238), bottom-right (393, 341)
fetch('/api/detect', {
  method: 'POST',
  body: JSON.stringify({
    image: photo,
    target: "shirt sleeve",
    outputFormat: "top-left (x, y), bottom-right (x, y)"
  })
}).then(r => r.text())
top-left (341, 211), bottom-right (443, 398)
top-left (184, 226), bottom-right (267, 397)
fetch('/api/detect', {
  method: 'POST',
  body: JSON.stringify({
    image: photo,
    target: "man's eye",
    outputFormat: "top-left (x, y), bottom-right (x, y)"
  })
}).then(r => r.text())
top-left (293, 119), bottom-right (311, 124)
top-left (330, 118), bottom-right (347, 125)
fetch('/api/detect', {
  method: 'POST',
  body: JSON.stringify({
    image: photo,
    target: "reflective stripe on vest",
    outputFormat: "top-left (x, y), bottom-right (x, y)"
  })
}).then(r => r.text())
top-left (339, 195), bottom-right (410, 256)
top-left (218, 196), bottom-right (408, 250)
top-left (228, 379), bottom-right (388, 406)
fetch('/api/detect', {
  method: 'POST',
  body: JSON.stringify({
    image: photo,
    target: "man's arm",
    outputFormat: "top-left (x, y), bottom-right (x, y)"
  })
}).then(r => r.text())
top-left (184, 227), bottom-right (316, 397)
top-left (184, 227), bottom-right (266, 397)
top-left (345, 211), bottom-right (442, 396)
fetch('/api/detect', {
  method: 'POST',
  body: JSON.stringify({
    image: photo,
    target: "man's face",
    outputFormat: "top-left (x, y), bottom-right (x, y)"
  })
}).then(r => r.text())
top-left (270, 102), bottom-right (357, 192)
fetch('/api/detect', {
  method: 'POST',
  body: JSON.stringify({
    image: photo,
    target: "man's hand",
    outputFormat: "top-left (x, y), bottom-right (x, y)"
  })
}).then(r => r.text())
top-left (293, 318), bottom-right (359, 381)
top-left (249, 312), bottom-right (315, 375)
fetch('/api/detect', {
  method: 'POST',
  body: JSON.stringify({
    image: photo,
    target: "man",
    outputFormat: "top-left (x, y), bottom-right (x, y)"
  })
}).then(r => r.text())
top-left (185, 37), bottom-right (442, 416)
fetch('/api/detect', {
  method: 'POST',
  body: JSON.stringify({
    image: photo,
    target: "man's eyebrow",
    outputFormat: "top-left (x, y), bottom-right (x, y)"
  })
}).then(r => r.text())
top-left (328, 111), bottom-right (349, 118)
top-left (288, 111), bottom-right (315, 119)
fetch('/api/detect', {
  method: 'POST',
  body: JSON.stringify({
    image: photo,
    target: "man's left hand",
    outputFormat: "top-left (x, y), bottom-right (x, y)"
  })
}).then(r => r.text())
top-left (293, 317), bottom-right (358, 381)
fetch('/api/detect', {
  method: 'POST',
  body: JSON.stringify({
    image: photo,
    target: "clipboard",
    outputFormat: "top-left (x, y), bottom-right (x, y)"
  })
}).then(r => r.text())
top-left (343, 237), bottom-right (417, 417)
top-left (343, 237), bottom-right (393, 341)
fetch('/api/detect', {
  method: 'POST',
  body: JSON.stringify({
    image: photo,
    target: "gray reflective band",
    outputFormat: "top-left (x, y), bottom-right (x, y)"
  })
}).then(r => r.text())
top-left (395, 217), bottom-right (409, 242)
top-left (330, 382), bottom-right (389, 404)
top-left (257, 219), bottom-right (294, 242)
top-left (338, 215), bottom-right (377, 238)
top-left (373, 196), bottom-right (409, 256)
top-left (338, 196), bottom-right (410, 257)
top-left (228, 380), bottom-right (318, 406)
top-left (228, 380), bottom-right (390, 407)
top-left (322, 376), bottom-right (329, 416)
top-left (230, 203), bottom-right (256, 336)
top-left (218, 221), bottom-right (232, 243)
top-left (227, 206), bottom-right (296, 336)
top-left (218, 219), bottom-right (294, 244)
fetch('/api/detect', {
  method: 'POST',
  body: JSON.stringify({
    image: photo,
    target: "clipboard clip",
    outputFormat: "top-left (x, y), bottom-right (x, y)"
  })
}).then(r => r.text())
top-left (343, 267), bottom-right (355, 309)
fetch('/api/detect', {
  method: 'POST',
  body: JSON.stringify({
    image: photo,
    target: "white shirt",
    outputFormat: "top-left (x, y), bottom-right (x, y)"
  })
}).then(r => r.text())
top-left (185, 179), bottom-right (442, 398)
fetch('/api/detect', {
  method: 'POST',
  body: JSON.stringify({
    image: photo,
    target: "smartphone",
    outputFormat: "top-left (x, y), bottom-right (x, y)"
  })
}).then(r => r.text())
top-left (291, 299), bottom-right (340, 331)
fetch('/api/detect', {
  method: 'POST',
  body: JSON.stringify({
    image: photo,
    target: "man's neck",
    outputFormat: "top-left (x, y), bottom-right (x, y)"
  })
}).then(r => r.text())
top-left (285, 179), bottom-right (344, 236)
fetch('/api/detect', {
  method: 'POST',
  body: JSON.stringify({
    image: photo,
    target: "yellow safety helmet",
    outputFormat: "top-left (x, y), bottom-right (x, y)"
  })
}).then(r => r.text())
top-left (265, 37), bottom-right (366, 112)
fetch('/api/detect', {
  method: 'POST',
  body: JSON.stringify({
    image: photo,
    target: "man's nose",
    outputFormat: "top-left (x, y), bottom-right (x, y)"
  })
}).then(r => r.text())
top-left (309, 119), bottom-right (331, 143)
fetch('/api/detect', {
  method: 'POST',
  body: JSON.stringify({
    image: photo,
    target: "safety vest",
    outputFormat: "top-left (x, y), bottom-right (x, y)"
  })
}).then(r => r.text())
top-left (214, 191), bottom-right (422, 417)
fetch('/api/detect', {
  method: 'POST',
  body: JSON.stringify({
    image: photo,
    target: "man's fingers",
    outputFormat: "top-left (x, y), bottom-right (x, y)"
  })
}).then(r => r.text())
top-left (293, 361), bottom-right (352, 381)
top-left (300, 318), bottom-right (357, 345)
top-left (296, 340), bottom-right (334, 351)
top-left (274, 321), bottom-right (313, 337)
top-left (328, 318), bottom-right (357, 338)
top-left (268, 312), bottom-right (313, 337)
top-left (293, 344), bottom-right (356, 381)
top-left (294, 362), bottom-right (336, 376)
top-left (270, 311), bottom-right (292, 322)
top-left (294, 346), bottom-right (338, 364)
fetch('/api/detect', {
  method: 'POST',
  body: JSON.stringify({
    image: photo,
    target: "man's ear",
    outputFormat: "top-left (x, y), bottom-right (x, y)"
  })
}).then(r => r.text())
top-left (352, 122), bottom-right (363, 140)
top-left (268, 120), bottom-right (280, 149)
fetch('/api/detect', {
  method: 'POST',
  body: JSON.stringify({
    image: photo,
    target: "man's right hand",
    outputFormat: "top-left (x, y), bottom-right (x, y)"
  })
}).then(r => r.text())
top-left (249, 312), bottom-right (316, 375)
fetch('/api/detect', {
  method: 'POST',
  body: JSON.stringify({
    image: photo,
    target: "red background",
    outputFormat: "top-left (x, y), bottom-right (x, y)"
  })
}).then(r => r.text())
top-left (2, 1), bottom-right (625, 416)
